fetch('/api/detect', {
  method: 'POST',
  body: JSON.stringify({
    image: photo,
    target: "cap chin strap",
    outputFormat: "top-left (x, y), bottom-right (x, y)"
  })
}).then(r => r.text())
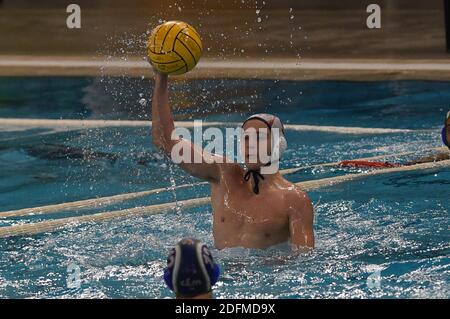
top-left (244, 169), bottom-right (264, 194)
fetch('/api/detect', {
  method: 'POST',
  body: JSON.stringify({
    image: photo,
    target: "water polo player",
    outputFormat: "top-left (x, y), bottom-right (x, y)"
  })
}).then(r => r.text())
top-left (164, 238), bottom-right (219, 299)
top-left (150, 71), bottom-right (314, 250)
top-left (443, 111), bottom-right (450, 150)
top-left (407, 111), bottom-right (450, 164)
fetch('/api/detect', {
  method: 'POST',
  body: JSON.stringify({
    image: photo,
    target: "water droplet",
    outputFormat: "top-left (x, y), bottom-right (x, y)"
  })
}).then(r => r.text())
top-left (139, 98), bottom-right (147, 106)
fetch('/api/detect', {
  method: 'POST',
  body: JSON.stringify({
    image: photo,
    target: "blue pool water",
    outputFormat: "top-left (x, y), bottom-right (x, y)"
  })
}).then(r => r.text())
top-left (0, 77), bottom-right (449, 298)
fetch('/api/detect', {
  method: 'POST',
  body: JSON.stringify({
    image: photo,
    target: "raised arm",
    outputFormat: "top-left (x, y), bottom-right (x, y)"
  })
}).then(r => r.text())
top-left (287, 190), bottom-right (315, 249)
top-left (151, 71), bottom-right (222, 183)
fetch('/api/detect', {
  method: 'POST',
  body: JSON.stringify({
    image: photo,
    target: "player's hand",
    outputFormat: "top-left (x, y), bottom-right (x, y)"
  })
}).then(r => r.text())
top-left (151, 65), bottom-right (167, 80)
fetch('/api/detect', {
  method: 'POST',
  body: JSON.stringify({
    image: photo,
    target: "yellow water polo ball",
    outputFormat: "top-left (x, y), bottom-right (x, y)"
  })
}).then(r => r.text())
top-left (147, 21), bottom-right (203, 75)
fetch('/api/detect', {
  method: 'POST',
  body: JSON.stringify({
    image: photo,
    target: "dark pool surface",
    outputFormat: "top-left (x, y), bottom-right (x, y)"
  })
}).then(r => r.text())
top-left (0, 77), bottom-right (449, 298)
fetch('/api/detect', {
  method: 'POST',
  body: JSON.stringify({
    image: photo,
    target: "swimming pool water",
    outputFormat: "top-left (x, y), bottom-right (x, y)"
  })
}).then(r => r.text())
top-left (0, 77), bottom-right (449, 298)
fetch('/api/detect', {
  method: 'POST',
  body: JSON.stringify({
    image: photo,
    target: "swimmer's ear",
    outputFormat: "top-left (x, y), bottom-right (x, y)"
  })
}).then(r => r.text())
top-left (279, 135), bottom-right (287, 157)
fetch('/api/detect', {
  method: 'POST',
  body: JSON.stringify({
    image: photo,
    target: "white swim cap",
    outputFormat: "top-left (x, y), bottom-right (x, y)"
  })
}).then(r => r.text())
top-left (242, 113), bottom-right (287, 158)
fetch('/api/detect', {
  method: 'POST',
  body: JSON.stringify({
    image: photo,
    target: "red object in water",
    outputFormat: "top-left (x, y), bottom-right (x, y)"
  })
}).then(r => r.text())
top-left (339, 160), bottom-right (402, 168)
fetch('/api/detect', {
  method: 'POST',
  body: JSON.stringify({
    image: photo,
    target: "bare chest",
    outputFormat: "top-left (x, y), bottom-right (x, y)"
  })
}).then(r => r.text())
top-left (211, 177), bottom-right (288, 227)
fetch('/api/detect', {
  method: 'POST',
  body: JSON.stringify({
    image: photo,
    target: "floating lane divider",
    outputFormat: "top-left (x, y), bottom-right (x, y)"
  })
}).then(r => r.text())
top-left (0, 146), bottom-right (445, 219)
top-left (0, 146), bottom-right (442, 219)
top-left (0, 183), bottom-right (198, 218)
top-left (0, 118), bottom-right (422, 134)
top-left (0, 159), bottom-right (449, 238)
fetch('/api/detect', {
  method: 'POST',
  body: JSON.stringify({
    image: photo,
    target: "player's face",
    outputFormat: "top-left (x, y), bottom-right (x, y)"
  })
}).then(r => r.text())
top-left (242, 119), bottom-right (272, 170)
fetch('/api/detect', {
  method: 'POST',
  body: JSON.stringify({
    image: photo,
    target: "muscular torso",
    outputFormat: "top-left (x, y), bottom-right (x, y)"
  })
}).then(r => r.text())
top-left (210, 164), bottom-right (305, 249)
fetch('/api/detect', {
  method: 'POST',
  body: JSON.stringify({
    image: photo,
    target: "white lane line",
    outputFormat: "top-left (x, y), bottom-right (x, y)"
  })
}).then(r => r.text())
top-left (1, 59), bottom-right (450, 71)
top-left (0, 118), bottom-right (414, 134)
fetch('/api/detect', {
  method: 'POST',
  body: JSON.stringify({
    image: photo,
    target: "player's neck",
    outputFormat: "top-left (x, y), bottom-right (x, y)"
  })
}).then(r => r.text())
top-left (260, 170), bottom-right (281, 182)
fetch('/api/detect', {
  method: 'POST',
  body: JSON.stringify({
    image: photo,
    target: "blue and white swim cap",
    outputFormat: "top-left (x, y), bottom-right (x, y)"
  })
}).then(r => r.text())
top-left (442, 111), bottom-right (450, 148)
top-left (164, 238), bottom-right (220, 297)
